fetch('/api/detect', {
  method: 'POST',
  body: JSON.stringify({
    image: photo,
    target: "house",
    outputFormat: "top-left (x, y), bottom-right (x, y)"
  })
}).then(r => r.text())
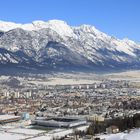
top-left (106, 125), bottom-right (119, 134)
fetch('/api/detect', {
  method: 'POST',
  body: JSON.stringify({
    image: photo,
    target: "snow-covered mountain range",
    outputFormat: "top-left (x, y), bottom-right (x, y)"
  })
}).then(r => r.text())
top-left (0, 19), bottom-right (140, 72)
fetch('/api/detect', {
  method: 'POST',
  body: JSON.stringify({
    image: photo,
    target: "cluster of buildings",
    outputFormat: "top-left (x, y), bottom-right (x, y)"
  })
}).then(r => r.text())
top-left (0, 76), bottom-right (140, 139)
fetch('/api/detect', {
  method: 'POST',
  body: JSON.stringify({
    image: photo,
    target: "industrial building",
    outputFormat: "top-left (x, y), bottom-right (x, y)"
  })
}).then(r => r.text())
top-left (0, 115), bottom-right (21, 124)
top-left (32, 116), bottom-right (87, 128)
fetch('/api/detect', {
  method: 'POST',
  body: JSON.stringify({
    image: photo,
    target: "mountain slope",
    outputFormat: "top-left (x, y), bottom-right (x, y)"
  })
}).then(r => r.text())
top-left (0, 19), bottom-right (140, 73)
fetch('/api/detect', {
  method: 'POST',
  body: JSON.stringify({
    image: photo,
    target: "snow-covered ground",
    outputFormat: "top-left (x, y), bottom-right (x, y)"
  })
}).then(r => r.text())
top-left (29, 77), bottom-right (99, 86)
top-left (0, 126), bottom-right (48, 140)
top-left (0, 124), bottom-right (88, 140)
top-left (99, 128), bottom-right (140, 140)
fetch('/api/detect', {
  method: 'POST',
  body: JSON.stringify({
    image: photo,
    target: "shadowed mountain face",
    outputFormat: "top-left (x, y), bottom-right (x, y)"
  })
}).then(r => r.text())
top-left (0, 20), bottom-right (140, 73)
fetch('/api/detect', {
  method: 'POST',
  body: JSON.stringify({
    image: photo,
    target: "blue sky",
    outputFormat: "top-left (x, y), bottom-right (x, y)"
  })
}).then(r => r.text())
top-left (0, 0), bottom-right (140, 42)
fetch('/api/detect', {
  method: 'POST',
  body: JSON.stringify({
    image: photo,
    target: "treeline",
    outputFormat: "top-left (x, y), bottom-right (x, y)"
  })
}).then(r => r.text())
top-left (87, 113), bottom-right (140, 135)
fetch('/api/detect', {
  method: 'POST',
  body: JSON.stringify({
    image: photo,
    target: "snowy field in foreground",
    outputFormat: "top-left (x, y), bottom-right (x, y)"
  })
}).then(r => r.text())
top-left (0, 125), bottom-right (88, 140)
top-left (99, 128), bottom-right (140, 140)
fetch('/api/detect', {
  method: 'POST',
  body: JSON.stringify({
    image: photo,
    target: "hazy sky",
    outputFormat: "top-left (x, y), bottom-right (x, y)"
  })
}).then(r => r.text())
top-left (0, 0), bottom-right (140, 42)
